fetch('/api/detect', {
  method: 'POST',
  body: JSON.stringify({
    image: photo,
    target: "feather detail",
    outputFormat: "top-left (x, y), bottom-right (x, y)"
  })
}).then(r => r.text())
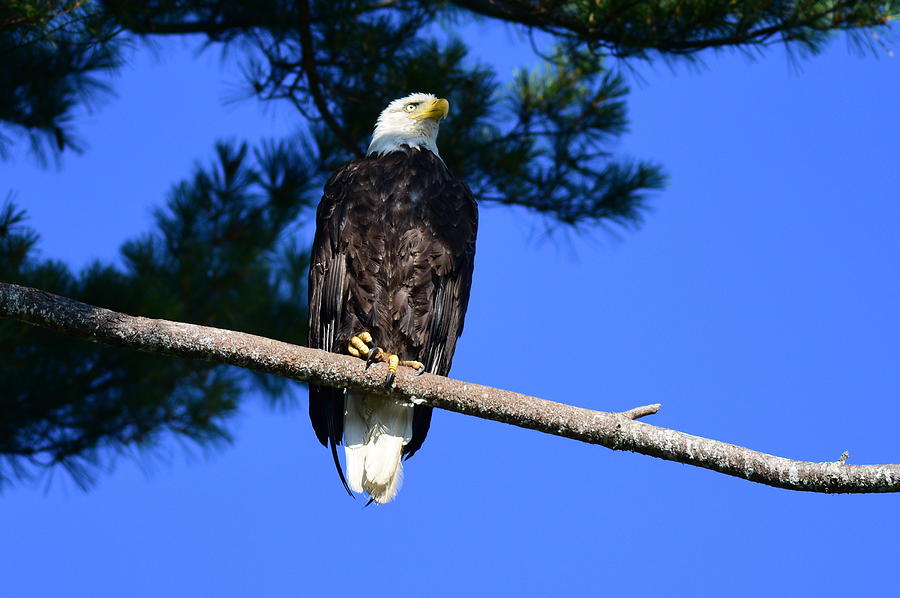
top-left (343, 392), bottom-right (413, 504)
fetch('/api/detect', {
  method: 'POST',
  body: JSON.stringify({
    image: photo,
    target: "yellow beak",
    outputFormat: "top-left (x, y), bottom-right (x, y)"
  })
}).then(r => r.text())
top-left (415, 98), bottom-right (450, 122)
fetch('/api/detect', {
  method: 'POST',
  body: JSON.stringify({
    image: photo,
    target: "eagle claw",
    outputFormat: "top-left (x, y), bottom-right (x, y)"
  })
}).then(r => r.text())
top-left (365, 347), bottom-right (384, 369)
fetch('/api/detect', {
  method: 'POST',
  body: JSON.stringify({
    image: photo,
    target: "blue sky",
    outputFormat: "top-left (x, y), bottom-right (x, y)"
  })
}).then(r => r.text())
top-left (2, 20), bottom-right (899, 597)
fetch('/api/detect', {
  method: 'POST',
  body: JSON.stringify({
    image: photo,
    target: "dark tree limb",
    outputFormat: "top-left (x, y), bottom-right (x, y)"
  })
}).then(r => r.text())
top-left (1, 281), bottom-right (898, 494)
top-left (297, 0), bottom-right (364, 158)
top-left (449, 0), bottom-right (895, 56)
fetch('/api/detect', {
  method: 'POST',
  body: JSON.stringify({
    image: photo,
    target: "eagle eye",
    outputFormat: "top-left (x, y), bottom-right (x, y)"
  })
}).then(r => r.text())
top-left (404, 103), bottom-right (419, 112)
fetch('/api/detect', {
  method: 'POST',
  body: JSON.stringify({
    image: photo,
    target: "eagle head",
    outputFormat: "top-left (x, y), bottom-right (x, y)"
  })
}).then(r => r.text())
top-left (367, 92), bottom-right (450, 157)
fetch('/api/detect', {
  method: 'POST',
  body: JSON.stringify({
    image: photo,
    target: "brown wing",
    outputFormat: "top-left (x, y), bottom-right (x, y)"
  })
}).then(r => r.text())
top-left (307, 161), bottom-right (359, 493)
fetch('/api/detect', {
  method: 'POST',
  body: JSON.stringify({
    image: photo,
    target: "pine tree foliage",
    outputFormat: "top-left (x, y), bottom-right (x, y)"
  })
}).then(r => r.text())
top-left (453, 0), bottom-right (898, 57)
top-left (0, 141), bottom-right (314, 487)
top-left (0, 1), bottom-right (122, 163)
top-left (0, 0), bottom-right (895, 487)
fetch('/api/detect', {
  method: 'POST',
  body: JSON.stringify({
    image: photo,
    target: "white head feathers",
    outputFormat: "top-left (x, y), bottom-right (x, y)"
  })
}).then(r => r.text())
top-left (367, 92), bottom-right (450, 157)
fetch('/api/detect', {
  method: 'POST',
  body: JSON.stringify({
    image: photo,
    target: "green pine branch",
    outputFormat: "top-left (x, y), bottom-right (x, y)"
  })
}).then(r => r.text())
top-left (0, 140), bottom-right (314, 488)
top-left (450, 0), bottom-right (898, 58)
top-left (0, 1), bottom-right (123, 162)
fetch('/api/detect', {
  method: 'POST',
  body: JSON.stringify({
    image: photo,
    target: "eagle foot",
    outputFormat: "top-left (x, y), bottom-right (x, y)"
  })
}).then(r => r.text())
top-left (385, 357), bottom-right (426, 387)
top-left (346, 332), bottom-right (425, 387)
top-left (347, 332), bottom-right (378, 360)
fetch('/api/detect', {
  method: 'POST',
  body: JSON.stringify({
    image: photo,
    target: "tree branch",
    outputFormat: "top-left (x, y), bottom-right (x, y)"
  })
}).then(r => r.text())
top-left (297, 0), bottom-right (364, 158)
top-left (449, 0), bottom-right (893, 57)
top-left (2, 281), bottom-right (898, 494)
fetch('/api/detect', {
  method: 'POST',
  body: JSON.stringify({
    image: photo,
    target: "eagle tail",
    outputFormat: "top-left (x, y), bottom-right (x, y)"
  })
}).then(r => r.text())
top-left (343, 392), bottom-right (413, 504)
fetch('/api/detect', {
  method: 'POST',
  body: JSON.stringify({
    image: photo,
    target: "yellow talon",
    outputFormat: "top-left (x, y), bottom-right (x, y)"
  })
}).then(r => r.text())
top-left (387, 354), bottom-right (400, 374)
top-left (348, 333), bottom-right (373, 358)
top-left (399, 360), bottom-right (426, 374)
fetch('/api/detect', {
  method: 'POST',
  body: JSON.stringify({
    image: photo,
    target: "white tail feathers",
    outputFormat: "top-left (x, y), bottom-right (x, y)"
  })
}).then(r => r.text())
top-left (343, 392), bottom-right (413, 504)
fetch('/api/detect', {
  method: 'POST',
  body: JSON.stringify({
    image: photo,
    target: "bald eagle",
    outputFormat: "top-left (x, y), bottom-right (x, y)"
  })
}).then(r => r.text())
top-left (308, 93), bottom-right (478, 504)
